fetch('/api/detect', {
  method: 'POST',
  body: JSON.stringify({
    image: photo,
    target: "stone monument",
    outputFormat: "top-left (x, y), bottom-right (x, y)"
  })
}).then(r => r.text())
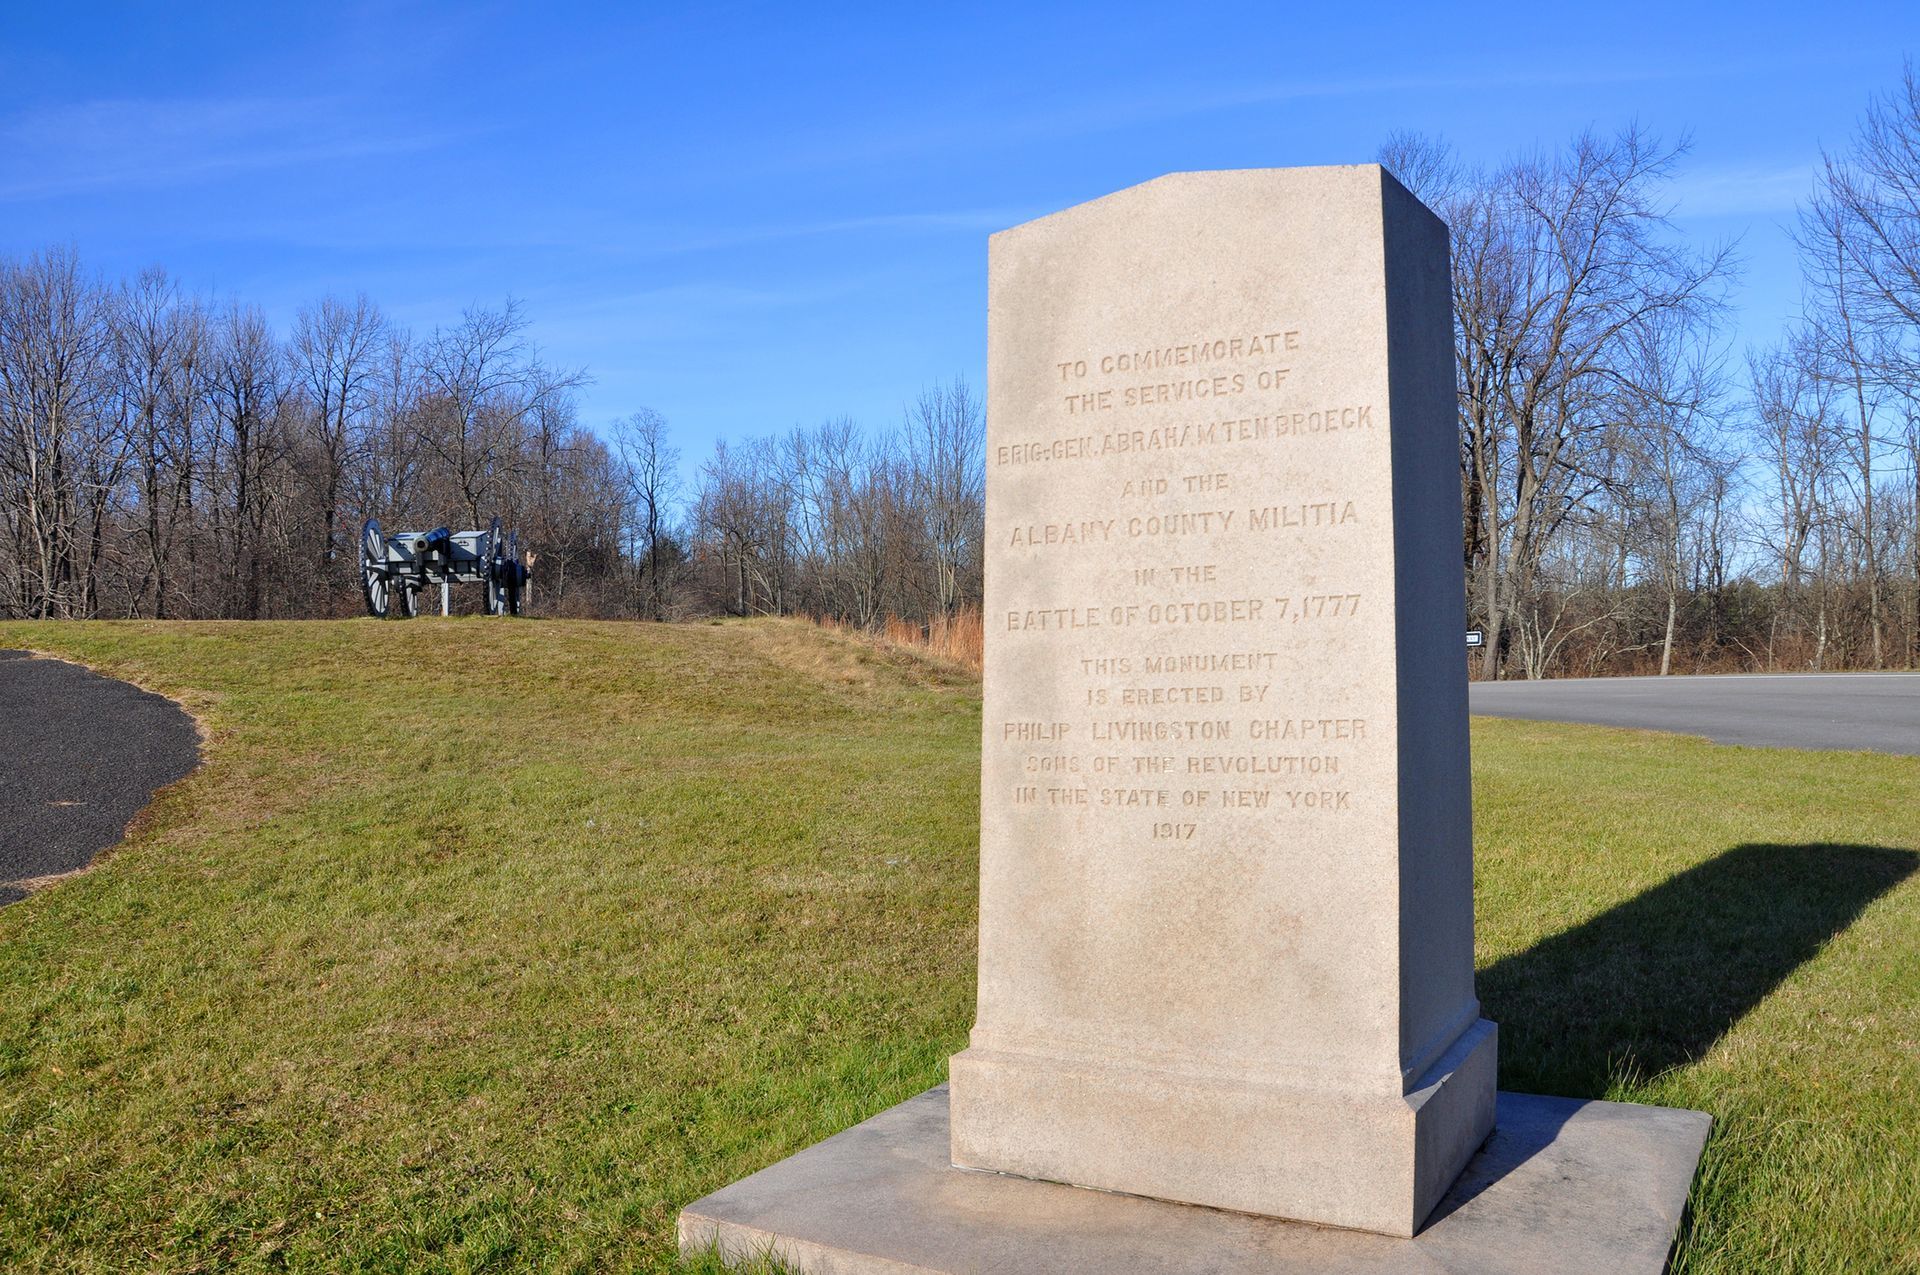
top-left (680, 167), bottom-right (1711, 1274)
top-left (949, 163), bottom-right (1493, 1238)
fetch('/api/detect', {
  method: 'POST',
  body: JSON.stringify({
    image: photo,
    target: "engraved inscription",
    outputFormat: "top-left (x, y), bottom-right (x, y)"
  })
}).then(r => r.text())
top-left (993, 408), bottom-right (1377, 467)
top-left (999, 320), bottom-right (1376, 846)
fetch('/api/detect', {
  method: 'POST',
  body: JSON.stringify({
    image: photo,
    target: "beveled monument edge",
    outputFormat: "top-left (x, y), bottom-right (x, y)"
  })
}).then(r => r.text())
top-left (676, 1084), bottom-right (1711, 1275)
top-left (984, 163), bottom-right (1416, 245)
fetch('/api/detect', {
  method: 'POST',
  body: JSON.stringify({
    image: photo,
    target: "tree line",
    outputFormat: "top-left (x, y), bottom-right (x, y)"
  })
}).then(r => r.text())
top-left (1382, 68), bottom-right (1920, 677)
top-left (6, 69), bottom-right (1920, 676)
top-left (0, 268), bottom-right (621, 620)
top-left (0, 258), bottom-right (985, 628)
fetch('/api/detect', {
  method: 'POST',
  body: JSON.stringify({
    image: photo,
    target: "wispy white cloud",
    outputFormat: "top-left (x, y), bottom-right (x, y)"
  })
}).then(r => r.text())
top-left (744, 64), bottom-right (1702, 180)
top-left (507, 260), bottom-right (958, 362)
top-left (530, 274), bottom-right (877, 341)
top-left (1667, 163), bottom-right (1816, 219)
top-left (561, 279), bottom-right (828, 318)
top-left (157, 202), bottom-right (1028, 260)
top-left (0, 95), bottom-right (457, 201)
top-left (632, 207), bottom-right (1031, 256)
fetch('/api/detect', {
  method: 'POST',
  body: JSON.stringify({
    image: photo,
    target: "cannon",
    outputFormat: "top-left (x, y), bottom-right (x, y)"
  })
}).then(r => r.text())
top-left (359, 516), bottom-right (531, 618)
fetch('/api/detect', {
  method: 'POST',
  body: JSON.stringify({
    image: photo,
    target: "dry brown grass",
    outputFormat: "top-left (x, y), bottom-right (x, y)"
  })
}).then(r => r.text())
top-left (808, 608), bottom-right (983, 672)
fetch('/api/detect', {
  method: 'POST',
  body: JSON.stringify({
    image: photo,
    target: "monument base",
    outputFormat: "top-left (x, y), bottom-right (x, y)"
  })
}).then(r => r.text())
top-left (678, 1085), bottom-right (1710, 1275)
top-left (949, 1017), bottom-right (1496, 1237)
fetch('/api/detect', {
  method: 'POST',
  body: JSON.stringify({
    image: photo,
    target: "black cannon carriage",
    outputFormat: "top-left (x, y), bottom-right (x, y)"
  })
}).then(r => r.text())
top-left (359, 516), bottom-right (530, 618)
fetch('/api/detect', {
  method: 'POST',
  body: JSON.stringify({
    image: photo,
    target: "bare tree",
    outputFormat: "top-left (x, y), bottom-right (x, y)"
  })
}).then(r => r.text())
top-left (694, 437), bottom-right (794, 616)
top-left (0, 249), bottom-right (115, 618)
top-left (613, 408), bottom-right (682, 619)
top-left (415, 302), bottom-right (586, 532)
top-left (1385, 127), bottom-right (1736, 677)
top-left (207, 304), bottom-right (287, 617)
top-left (353, 328), bottom-right (427, 529)
top-left (1619, 310), bottom-right (1732, 675)
top-left (1749, 336), bottom-right (1841, 667)
top-left (291, 294), bottom-right (384, 585)
top-left (903, 377), bottom-right (984, 619)
top-left (1798, 63), bottom-right (1920, 668)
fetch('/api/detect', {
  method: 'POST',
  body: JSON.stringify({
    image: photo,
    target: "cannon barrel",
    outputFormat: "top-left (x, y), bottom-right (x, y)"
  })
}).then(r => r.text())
top-left (408, 527), bottom-right (452, 556)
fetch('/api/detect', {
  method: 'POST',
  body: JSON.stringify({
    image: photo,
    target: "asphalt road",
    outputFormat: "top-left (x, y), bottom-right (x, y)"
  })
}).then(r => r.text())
top-left (1470, 671), bottom-right (1920, 756)
top-left (1, 650), bottom-right (199, 905)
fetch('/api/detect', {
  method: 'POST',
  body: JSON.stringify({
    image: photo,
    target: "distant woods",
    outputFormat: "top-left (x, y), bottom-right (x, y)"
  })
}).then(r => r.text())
top-left (0, 277), bottom-right (621, 621)
top-left (6, 68), bottom-right (1920, 676)
top-left (0, 268), bottom-right (986, 629)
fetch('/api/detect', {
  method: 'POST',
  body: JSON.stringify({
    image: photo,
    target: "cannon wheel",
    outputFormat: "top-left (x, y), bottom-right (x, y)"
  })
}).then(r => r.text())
top-left (397, 582), bottom-right (420, 619)
top-left (360, 518), bottom-right (390, 618)
top-left (486, 516), bottom-right (507, 615)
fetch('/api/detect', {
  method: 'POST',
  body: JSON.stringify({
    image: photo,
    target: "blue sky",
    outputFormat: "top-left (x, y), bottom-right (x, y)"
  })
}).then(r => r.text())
top-left (2, 3), bottom-right (1915, 471)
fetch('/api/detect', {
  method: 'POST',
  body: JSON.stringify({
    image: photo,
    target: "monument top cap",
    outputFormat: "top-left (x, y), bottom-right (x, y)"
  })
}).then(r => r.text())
top-left (990, 164), bottom-right (1438, 243)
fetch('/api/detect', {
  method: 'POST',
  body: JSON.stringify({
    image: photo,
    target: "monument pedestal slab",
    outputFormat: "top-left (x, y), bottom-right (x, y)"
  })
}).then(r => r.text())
top-left (679, 1085), bottom-right (1710, 1275)
top-left (948, 1016), bottom-right (1497, 1237)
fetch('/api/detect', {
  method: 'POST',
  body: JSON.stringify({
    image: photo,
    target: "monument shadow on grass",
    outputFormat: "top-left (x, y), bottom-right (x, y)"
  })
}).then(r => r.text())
top-left (1479, 841), bottom-right (1916, 1100)
top-left (1423, 842), bottom-right (1912, 1233)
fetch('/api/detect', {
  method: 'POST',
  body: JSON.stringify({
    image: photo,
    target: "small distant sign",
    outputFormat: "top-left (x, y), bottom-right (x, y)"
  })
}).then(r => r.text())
top-left (1465, 629), bottom-right (1485, 648)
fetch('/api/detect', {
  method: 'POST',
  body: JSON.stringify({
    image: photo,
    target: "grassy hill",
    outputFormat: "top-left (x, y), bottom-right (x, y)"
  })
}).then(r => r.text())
top-left (0, 619), bottom-right (1915, 1273)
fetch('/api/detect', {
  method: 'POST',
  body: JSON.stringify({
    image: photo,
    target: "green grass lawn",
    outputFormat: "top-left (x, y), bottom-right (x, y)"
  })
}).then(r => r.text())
top-left (0, 620), bottom-right (1914, 1273)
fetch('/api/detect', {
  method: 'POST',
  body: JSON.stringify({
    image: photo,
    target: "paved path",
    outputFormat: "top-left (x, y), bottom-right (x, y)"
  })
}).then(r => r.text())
top-left (1, 650), bottom-right (199, 904)
top-left (1469, 671), bottom-right (1920, 756)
